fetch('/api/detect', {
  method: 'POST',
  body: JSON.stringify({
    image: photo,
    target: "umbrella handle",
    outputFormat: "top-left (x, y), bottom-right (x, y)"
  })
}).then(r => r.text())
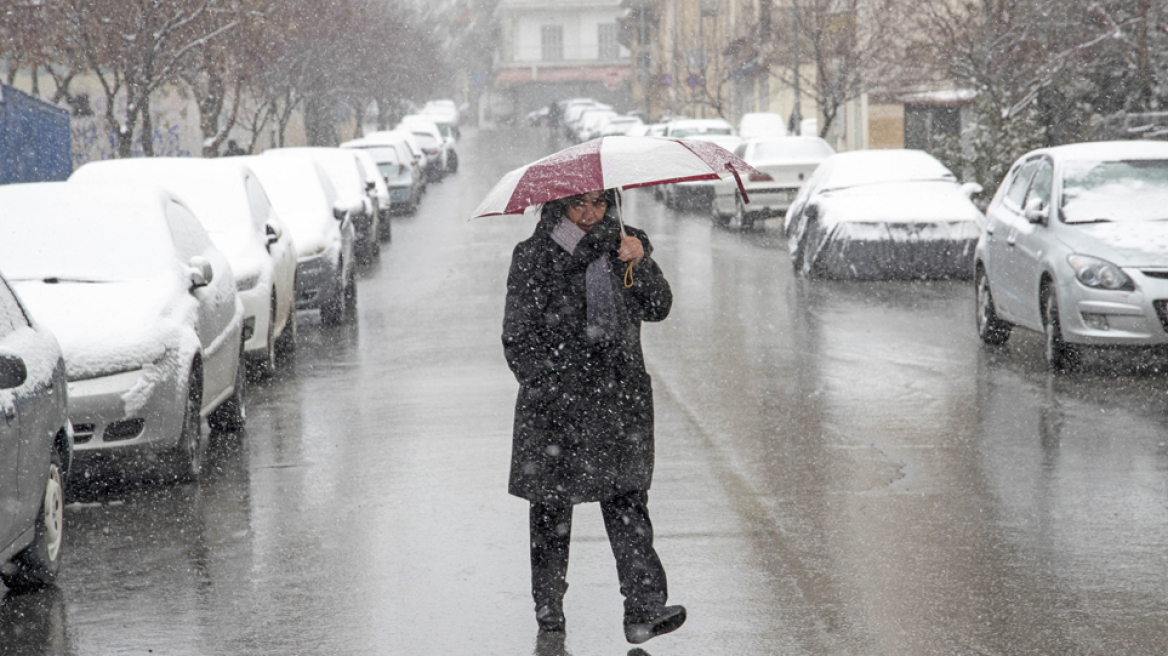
top-left (615, 187), bottom-right (634, 287)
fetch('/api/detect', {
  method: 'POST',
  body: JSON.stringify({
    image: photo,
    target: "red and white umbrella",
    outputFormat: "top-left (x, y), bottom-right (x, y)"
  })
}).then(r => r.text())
top-left (472, 136), bottom-right (760, 218)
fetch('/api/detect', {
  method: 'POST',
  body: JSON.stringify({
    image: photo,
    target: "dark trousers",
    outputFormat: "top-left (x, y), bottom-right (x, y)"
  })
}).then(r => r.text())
top-left (529, 490), bottom-right (668, 622)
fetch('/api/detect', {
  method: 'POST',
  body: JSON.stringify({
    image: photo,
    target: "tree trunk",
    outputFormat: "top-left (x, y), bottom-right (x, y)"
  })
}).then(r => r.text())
top-left (140, 93), bottom-right (155, 157)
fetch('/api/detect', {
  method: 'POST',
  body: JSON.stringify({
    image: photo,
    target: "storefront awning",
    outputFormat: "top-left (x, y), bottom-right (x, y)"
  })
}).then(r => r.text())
top-left (494, 65), bottom-right (632, 88)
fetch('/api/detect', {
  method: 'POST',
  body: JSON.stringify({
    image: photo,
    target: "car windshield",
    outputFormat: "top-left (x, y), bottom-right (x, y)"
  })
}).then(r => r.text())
top-left (753, 140), bottom-right (834, 161)
top-left (355, 146), bottom-right (399, 166)
top-left (433, 124), bottom-right (452, 138)
top-left (671, 127), bottom-right (733, 137)
top-left (1061, 159), bottom-right (1168, 224)
top-left (821, 153), bottom-right (956, 191)
top-left (0, 199), bottom-right (172, 282)
top-left (413, 133), bottom-right (440, 149)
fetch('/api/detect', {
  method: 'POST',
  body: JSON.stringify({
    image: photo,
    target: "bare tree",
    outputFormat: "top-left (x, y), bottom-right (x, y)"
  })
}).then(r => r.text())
top-left (53, 0), bottom-right (237, 157)
top-left (915, 0), bottom-right (1120, 188)
top-left (763, 0), bottom-right (911, 138)
top-left (177, 1), bottom-right (254, 157)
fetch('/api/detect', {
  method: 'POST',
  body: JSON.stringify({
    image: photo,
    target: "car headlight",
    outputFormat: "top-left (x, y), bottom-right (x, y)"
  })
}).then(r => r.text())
top-left (235, 270), bottom-right (261, 291)
top-left (1067, 254), bottom-right (1135, 291)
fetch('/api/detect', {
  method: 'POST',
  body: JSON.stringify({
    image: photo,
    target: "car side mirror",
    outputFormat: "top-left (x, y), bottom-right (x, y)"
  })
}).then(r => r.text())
top-left (804, 204), bottom-right (819, 222)
top-left (189, 256), bottom-right (213, 289)
top-left (366, 180), bottom-right (376, 192)
top-left (1024, 197), bottom-right (1049, 224)
top-left (960, 182), bottom-right (984, 199)
top-left (0, 353), bottom-right (27, 390)
top-left (265, 221), bottom-right (282, 247)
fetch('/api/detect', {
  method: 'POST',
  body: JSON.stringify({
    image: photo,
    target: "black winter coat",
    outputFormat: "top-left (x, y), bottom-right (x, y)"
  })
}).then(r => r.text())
top-left (503, 211), bottom-right (672, 505)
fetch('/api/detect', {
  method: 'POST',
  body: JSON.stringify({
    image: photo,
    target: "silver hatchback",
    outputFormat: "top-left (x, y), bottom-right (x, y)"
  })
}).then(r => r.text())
top-left (975, 141), bottom-right (1168, 370)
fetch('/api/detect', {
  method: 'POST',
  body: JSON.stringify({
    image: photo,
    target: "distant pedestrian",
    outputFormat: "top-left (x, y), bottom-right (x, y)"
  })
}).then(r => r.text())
top-left (547, 102), bottom-right (562, 133)
top-left (502, 189), bottom-right (686, 644)
top-left (223, 140), bottom-right (246, 157)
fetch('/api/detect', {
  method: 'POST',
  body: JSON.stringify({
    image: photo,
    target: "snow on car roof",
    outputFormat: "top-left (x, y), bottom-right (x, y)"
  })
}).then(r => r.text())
top-left (0, 181), bottom-right (175, 282)
top-left (244, 156), bottom-right (338, 258)
top-left (264, 147), bottom-right (365, 199)
top-left (1044, 140), bottom-right (1168, 162)
top-left (820, 149), bottom-right (956, 190)
top-left (71, 157), bottom-right (256, 239)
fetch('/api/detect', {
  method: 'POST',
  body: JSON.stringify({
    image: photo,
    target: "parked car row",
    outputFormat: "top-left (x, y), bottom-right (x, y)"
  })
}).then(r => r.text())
top-left (0, 130), bottom-right (462, 589)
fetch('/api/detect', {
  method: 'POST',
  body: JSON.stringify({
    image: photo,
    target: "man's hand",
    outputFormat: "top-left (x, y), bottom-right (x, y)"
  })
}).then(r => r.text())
top-left (618, 235), bottom-right (644, 266)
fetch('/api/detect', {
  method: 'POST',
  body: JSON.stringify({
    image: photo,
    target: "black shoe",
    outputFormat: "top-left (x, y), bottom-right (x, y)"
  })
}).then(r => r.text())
top-left (624, 605), bottom-right (686, 644)
top-left (536, 604), bottom-right (565, 633)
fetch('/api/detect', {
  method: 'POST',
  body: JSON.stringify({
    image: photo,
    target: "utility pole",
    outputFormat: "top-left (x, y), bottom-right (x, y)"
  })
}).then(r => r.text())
top-left (672, 0), bottom-right (680, 117)
top-left (790, 0), bottom-right (803, 135)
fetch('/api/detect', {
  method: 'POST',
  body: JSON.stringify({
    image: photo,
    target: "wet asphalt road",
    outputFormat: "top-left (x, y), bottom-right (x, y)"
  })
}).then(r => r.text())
top-left (5, 126), bottom-right (1168, 656)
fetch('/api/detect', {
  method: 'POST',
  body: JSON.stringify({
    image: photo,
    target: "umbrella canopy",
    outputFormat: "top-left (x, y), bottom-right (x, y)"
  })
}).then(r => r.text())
top-left (472, 136), bottom-right (760, 218)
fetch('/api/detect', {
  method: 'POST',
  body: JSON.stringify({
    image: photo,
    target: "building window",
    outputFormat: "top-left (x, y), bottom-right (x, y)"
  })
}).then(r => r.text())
top-left (598, 23), bottom-right (619, 60)
top-left (541, 25), bottom-right (564, 62)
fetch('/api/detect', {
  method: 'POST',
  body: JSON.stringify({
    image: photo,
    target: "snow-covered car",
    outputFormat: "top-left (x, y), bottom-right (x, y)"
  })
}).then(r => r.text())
top-left (245, 156), bottom-right (358, 326)
top-left (737, 112), bottom-right (788, 140)
top-left (343, 136), bottom-right (423, 214)
top-left (0, 181), bottom-right (246, 483)
top-left (417, 109), bottom-right (462, 163)
top-left (786, 149), bottom-right (984, 279)
top-left (661, 119), bottom-right (742, 210)
top-left (524, 106), bottom-right (550, 127)
top-left (265, 147), bottom-right (381, 264)
top-left (597, 115), bottom-right (645, 137)
top-left (564, 101), bottom-right (611, 139)
top-left (365, 130), bottom-right (428, 195)
top-left (422, 99), bottom-right (461, 133)
top-left (350, 148), bottom-right (393, 242)
top-left (71, 157), bottom-right (298, 377)
top-left (975, 141), bottom-right (1168, 370)
top-left (712, 136), bottom-right (835, 228)
top-left (574, 108), bottom-right (618, 142)
top-left (398, 116), bottom-right (454, 179)
top-left (0, 272), bottom-right (72, 591)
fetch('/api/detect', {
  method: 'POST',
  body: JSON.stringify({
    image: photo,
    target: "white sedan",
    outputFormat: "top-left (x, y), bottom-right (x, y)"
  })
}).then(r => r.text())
top-left (786, 149), bottom-right (984, 279)
top-left (71, 157), bottom-right (298, 377)
top-left (661, 119), bottom-right (743, 210)
top-left (713, 136), bottom-right (834, 228)
top-left (245, 156), bottom-right (359, 326)
top-left (975, 141), bottom-right (1168, 371)
top-left (0, 182), bottom-right (245, 482)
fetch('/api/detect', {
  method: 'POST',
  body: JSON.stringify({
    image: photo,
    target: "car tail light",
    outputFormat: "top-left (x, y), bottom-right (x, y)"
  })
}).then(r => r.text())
top-left (398, 164), bottom-right (405, 175)
top-left (749, 171), bottom-right (774, 182)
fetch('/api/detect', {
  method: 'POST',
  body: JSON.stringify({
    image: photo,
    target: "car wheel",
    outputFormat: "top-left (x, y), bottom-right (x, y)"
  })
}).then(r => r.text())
top-left (343, 266), bottom-right (358, 324)
top-left (1043, 289), bottom-right (1079, 372)
top-left (381, 214), bottom-right (392, 243)
top-left (712, 206), bottom-right (731, 227)
top-left (208, 345), bottom-right (247, 434)
top-left (164, 367), bottom-right (204, 483)
top-left (254, 295), bottom-right (278, 379)
top-left (320, 274), bottom-right (346, 327)
top-left (792, 224), bottom-right (811, 275)
top-left (976, 268), bottom-right (1011, 345)
top-left (448, 151), bottom-right (459, 173)
top-left (1, 452), bottom-right (64, 591)
top-left (274, 300), bottom-right (297, 363)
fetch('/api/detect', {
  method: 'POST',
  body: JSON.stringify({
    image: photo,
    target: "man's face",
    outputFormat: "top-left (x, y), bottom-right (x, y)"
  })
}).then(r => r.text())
top-left (564, 191), bottom-right (608, 232)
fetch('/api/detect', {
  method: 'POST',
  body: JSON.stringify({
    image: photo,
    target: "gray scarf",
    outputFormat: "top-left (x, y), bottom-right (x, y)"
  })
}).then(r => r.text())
top-left (551, 218), bottom-right (619, 344)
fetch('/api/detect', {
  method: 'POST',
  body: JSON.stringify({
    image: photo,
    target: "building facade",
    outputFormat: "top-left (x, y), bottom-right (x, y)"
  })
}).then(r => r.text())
top-left (492, 0), bottom-right (634, 120)
top-left (619, 0), bottom-right (970, 154)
